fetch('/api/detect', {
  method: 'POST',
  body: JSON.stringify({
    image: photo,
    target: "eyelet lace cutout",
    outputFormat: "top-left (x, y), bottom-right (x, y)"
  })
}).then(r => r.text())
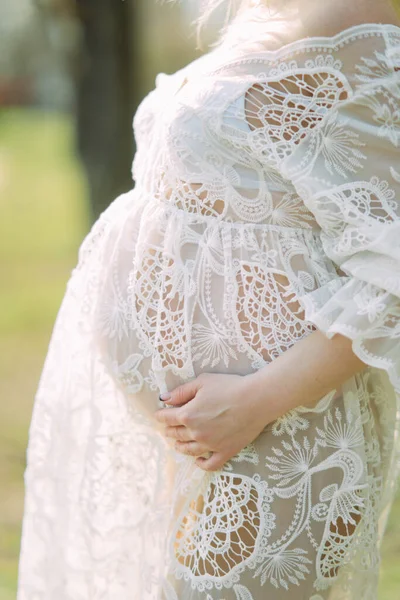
top-left (234, 265), bottom-right (315, 364)
top-left (170, 473), bottom-right (275, 590)
top-left (244, 67), bottom-right (350, 141)
top-left (129, 245), bottom-right (192, 374)
top-left (17, 20), bottom-right (400, 600)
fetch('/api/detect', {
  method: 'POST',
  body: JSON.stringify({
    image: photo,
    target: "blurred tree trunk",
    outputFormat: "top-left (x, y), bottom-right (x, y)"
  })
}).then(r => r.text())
top-left (75, 0), bottom-right (143, 222)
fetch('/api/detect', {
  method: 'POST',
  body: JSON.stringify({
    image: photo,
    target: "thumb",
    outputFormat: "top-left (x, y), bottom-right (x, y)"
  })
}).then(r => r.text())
top-left (159, 377), bottom-right (200, 406)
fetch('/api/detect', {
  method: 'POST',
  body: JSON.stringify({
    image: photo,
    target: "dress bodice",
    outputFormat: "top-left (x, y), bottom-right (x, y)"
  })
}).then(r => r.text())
top-left (131, 22), bottom-right (400, 229)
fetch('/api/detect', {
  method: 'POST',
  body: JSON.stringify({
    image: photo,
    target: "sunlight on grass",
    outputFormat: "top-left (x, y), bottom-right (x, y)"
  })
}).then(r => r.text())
top-left (0, 108), bottom-right (89, 596)
top-left (0, 108), bottom-right (399, 599)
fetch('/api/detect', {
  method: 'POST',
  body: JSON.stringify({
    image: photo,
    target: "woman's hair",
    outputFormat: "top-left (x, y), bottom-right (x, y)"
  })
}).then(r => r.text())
top-left (197, 0), bottom-right (257, 25)
top-left (197, 0), bottom-right (400, 21)
top-left (162, 1), bottom-right (274, 46)
top-left (195, 0), bottom-right (400, 47)
top-left (195, 1), bottom-right (267, 38)
top-left (195, 0), bottom-right (288, 48)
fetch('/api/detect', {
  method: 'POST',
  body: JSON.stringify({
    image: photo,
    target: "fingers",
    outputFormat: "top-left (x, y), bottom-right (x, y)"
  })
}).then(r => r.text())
top-left (154, 407), bottom-right (184, 427)
top-left (195, 452), bottom-right (228, 472)
top-left (160, 377), bottom-right (201, 406)
top-left (174, 441), bottom-right (209, 457)
top-left (164, 425), bottom-right (193, 442)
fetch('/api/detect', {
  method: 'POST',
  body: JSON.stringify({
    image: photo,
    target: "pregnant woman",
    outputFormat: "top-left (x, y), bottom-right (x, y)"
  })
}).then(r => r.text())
top-left (18, 0), bottom-right (400, 599)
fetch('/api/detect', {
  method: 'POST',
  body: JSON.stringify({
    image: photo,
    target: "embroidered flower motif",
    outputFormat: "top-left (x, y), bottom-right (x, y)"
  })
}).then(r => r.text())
top-left (98, 293), bottom-right (129, 341)
top-left (112, 353), bottom-right (144, 394)
top-left (233, 584), bottom-right (256, 600)
top-left (270, 410), bottom-right (311, 437)
top-left (253, 548), bottom-right (312, 589)
top-left (353, 285), bottom-right (388, 323)
top-left (192, 323), bottom-right (238, 368)
top-left (225, 444), bottom-right (260, 471)
top-left (269, 193), bottom-right (314, 228)
top-left (250, 248), bottom-right (278, 267)
top-left (356, 88), bottom-right (400, 146)
top-left (144, 368), bottom-right (159, 391)
top-left (373, 103), bottom-right (400, 147)
top-left (355, 50), bottom-right (393, 83)
top-left (266, 437), bottom-right (318, 487)
top-left (315, 406), bottom-right (364, 450)
top-left (318, 115), bottom-right (366, 177)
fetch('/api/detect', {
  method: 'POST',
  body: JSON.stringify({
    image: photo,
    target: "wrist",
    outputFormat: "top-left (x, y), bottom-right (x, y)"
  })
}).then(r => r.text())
top-left (243, 367), bottom-right (287, 427)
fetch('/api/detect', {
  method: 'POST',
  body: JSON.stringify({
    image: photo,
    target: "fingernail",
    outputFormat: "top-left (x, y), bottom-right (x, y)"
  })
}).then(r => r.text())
top-left (159, 392), bottom-right (171, 401)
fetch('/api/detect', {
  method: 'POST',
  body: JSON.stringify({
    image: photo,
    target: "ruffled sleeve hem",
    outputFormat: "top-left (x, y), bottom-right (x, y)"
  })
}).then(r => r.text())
top-left (299, 277), bottom-right (400, 394)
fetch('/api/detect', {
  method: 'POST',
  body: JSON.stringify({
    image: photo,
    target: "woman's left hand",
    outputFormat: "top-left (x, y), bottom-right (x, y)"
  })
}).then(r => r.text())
top-left (154, 372), bottom-right (269, 471)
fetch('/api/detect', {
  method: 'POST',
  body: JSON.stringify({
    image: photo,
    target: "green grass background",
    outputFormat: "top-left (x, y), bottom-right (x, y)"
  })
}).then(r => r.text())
top-left (0, 108), bottom-right (399, 600)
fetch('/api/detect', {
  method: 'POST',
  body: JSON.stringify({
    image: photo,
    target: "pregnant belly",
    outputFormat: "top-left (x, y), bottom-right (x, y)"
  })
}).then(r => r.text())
top-left (94, 198), bottom-right (335, 409)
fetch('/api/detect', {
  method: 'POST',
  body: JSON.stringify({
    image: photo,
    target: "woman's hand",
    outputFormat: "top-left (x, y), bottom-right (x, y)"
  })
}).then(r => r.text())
top-left (154, 372), bottom-right (270, 472)
top-left (154, 331), bottom-right (367, 472)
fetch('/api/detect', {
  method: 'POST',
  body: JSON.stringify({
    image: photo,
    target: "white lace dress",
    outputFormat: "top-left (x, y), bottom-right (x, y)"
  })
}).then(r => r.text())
top-left (18, 19), bottom-right (400, 600)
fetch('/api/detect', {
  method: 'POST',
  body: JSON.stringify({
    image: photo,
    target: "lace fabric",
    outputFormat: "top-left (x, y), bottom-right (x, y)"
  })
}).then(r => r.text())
top-left (17, 18), bottom-right (400, 600)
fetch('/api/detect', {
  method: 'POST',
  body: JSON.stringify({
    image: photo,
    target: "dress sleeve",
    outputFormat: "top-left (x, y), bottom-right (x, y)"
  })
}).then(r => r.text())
top-left (279, 69), bottom-right (400, 391)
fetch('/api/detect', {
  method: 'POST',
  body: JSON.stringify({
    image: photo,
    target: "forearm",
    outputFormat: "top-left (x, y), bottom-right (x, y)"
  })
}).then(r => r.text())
top-left (244, 329), bottom-right (367, 425)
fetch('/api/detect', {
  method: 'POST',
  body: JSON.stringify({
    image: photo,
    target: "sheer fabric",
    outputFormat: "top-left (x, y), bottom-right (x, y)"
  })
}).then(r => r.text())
top-left (18, 15), bottom-right (400, 600)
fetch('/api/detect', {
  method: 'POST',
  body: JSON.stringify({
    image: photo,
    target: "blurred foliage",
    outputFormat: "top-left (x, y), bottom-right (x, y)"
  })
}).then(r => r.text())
top-left (141, 1), bottom-right (200, 87)
top-left (0, 0), bottom-right (203, 219)
top-left (0, 0), bottom-right (202, 109)
top-left (0, 108), bottom-right (88, 600)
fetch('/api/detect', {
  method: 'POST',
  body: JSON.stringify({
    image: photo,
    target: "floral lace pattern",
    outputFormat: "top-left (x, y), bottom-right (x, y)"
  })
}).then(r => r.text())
top-left (18, 18), bottom-right (400, 600)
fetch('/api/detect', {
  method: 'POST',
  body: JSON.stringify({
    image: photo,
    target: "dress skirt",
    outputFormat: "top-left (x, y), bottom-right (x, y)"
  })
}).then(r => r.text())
top-left (17, 188), bottom-right (400, 600)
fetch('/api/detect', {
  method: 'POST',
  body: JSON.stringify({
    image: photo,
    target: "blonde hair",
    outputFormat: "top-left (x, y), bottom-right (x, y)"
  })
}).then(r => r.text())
top-left (161, 1), bottom-right (271, 46)
top-left (195, 0), bottom-right (289, 48)
top-left (197, 0), bottom-right (257, 26)
top-left (197, 0), bottom-right (400, 47)
top-left (164, 0), bottom-right (400, 48)
top-left (196, 1), bottom-right (266, 38)
top-left (197, 0), bottom-right (400, 21)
